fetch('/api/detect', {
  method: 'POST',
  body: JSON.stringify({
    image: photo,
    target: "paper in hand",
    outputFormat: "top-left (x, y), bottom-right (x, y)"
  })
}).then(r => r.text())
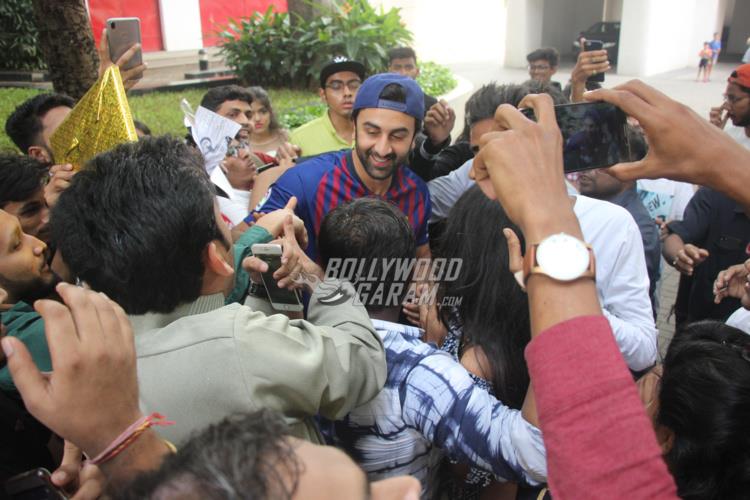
top-left (191, 106), bottom-right (241, 175)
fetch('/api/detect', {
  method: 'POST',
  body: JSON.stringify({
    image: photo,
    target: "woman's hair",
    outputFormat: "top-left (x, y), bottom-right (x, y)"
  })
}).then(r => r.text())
top-left (658, 321), bottom-right (750, 499)
top-left (247, 86), bottom-right (281, 132)
top-left (436, 185), bottom-right (530, 408)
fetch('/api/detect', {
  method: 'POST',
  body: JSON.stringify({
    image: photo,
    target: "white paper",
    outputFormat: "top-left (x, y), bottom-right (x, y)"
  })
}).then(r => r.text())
top-left (191, 106), bottom-right (241, 175)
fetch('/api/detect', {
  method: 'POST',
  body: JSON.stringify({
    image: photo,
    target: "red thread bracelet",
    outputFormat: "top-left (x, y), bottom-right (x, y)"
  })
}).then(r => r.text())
top-left (87, 413), bottom-right (175, 466)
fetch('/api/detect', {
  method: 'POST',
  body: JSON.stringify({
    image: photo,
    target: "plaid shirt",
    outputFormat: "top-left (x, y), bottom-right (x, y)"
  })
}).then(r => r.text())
top-left (325, 319), bottom-right (547, 498)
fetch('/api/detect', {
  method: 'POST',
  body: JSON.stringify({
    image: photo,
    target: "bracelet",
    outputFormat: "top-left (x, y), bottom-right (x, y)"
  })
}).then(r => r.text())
top-left (87, 413), bottom-right (175, 466)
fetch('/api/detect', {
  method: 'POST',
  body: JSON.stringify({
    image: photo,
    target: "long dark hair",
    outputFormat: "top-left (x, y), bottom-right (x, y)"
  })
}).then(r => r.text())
top-left (247, 86), bottom-right (281, 132)
top-left (658, 321), bottom-right (750, 499)
top-left (436, 185), bottom-right (530, 408)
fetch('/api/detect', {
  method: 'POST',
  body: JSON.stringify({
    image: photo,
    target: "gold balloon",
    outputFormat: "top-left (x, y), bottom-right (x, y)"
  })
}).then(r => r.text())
top-left (50, 66), bottom-right (137, 170)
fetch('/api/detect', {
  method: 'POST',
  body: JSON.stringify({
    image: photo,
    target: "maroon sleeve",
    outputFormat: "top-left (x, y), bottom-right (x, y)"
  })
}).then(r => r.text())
top-left (525, 315), bottom-right (677, 499)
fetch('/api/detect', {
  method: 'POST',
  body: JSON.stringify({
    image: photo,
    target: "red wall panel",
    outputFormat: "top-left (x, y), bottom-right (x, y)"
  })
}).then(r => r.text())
top-left (199, 0), bottom-right (288, 46)
top-left (89, 0), bottom-right (163, 52)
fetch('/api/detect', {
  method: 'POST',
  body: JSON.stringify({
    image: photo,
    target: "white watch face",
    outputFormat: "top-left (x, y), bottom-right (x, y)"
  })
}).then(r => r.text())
top-left (536, 233), bottom-right (590, 281)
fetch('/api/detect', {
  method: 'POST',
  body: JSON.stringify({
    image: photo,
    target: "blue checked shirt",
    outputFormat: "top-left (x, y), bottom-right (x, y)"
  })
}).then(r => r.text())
top-left (325, 319), bottom-right (547, 498)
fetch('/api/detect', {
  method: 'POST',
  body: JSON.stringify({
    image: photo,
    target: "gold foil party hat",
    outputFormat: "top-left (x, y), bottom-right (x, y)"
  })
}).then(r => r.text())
top-left (50, 66), bottom-right (137, 170)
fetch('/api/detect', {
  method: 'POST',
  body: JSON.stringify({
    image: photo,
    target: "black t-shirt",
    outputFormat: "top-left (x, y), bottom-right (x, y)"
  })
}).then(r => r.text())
top-left (668, 187), bottom-right (750, 323)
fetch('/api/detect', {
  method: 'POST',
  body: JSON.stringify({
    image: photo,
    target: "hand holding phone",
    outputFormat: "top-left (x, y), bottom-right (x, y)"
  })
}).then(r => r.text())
top-left (583, 40), bottom-right (606, 83)
top-left (100, 18), bottom-right (145, 90)
top-left (521, 101), bottom-right (639, 173)
top-left (250, 244), bottom-right (304, 311)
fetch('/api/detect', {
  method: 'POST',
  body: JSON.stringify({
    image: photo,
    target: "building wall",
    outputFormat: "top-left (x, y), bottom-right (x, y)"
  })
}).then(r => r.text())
top-left (505, 0), bottom-right (544, 68)
top-left (540, 0), bottom-right (604, 59)
top-left (618, 0), bottom-right (720, 76)
top-left (726, 0), bottom-right (750, 55)
top-left (373, 0), bottom-right (507, 65)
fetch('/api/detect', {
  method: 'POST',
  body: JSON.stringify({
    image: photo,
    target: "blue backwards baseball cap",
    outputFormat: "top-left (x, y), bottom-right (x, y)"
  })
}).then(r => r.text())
top-left (352, 73), bottom-right (425, 121)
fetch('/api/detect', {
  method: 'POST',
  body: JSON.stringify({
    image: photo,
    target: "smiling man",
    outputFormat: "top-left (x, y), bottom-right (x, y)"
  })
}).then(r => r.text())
top-left (250, 73), bottom-right (432, 261)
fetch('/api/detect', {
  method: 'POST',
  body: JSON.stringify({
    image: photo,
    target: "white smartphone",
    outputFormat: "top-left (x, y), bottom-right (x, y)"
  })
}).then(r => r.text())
top-left (106, 17), bottom-right (143, 71)
top-left (251, 244), bottom-right (304, 312)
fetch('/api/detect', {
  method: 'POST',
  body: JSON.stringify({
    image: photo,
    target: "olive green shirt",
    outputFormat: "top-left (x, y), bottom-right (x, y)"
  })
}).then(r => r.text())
top-left (289, 112), bottom-right (353, 157)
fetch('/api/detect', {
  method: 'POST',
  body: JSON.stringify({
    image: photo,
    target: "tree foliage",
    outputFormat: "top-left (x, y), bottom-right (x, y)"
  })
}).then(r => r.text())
top-left (0, 0), bottom-right (46, 71)
top-left (218, 0), bottom-right (413, 89)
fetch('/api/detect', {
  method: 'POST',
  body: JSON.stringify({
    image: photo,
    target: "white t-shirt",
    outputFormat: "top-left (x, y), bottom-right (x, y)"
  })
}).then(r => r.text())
top-left (637, 179), bottom-right (695, 222)
top-left (726, 307), bottom-right (750, 335)
top-left (427, 164), bottom-right (657, 370)
top-left (573, 195), bottom-right (658, 371)
top-left (210, 166), bottom-right (250, 227)
top-left (725, 125), bottom-right (750, 150)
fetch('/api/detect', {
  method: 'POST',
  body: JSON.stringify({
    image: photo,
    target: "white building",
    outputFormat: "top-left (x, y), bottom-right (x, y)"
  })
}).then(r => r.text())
top-left (374, 0), bottom-right (749, 77)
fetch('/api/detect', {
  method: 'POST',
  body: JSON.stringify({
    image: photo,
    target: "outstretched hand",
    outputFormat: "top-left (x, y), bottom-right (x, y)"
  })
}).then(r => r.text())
top-left (584, 80), bottom-right (738, 187)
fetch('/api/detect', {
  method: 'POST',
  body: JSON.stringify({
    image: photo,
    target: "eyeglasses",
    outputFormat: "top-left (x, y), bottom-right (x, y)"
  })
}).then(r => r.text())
top-left (723, 94), bottom-right (750, 104)
top-left (325, 80), bottom-right (362, 92)
top-left (528, 64), bottom-right (551, 71)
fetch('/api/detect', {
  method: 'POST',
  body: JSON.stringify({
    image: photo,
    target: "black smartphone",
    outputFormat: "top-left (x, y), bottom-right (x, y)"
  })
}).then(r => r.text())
top-left (521, 102), bottom-right (637, 173)
top-left (583, 39), bottom-right (605, 83)
top-left (250, 244), bottom-right (304, 312)
top-left (4, 468), bottom-right (67, 500)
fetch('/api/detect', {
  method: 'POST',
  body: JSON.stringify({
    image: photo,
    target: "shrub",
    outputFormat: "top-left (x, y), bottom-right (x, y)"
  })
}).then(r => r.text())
top-left (218, 7), bottom-right (321, 89)
top-left (0, 0), bottom-right (46, 71)
top-left (417, 61), bottom-right (458, 98)
top-left (218, 0), bottom-right (412, 89)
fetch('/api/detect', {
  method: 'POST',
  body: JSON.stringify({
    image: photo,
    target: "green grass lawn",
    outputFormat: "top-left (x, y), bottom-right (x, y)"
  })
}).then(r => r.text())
top-left (0, 86), bottom-right (324, 152)
top-left (0, 63), bottom-right (457, 152)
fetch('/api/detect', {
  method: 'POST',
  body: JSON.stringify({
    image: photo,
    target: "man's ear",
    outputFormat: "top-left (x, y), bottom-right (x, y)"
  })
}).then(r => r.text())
top-left (205, 241), bottom-right (234, 277)
top-left (27, 146), bottom-right (51, 163)
top-left (655, 424), bottom-right (675, 455)
top-left (550, 66), bottom-right (558, 77)
top-left (319, 88), bottom-right (327, 104)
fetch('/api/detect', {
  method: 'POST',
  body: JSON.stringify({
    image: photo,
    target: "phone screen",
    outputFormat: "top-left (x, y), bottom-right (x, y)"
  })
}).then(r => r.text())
top-left (255, 253), bottom-right (302, 306)
top-left (522, 102), bottom-right (635, 173)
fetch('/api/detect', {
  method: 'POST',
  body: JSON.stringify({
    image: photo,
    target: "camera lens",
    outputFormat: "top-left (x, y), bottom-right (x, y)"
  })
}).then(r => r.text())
top-left (110, 22), bottom-right (116, 29)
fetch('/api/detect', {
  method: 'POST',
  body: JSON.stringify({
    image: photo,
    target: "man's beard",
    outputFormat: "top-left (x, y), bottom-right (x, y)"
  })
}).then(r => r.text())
top-left (732, 113), bottom-right (750, 128)
top-left (355, 145), bottom-right (404, 181)
top-left (1, 273), bottom-right (60, 305)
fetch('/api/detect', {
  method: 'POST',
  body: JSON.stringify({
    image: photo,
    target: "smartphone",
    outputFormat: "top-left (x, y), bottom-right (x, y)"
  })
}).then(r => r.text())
top-left (521, 102), bottom-right (638, 173)
top-left (583, 39), bottom-right (605, 83)
top-left (4, 468), bottom-right (67, 500)
top-left (106, 17), bottom-right (143, 71)
top-left (250, 244), bottom-right (304, 312)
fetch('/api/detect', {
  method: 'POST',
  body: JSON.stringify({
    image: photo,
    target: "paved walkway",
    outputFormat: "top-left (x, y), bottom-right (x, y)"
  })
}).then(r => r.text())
top-left (443, 60), bottom-right (743, 355)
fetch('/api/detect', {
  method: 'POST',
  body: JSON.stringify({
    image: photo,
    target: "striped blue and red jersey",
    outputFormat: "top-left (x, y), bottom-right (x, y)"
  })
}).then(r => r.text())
top-left (248, 150), bottom-right (431, 262)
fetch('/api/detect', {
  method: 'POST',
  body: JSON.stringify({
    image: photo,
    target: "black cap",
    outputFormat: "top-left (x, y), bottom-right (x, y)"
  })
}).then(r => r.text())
top-left (319, 56), bottom-right (366, 88)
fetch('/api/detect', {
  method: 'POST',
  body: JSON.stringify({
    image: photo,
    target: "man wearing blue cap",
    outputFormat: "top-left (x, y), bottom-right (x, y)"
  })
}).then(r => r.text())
top-left (248, 73), bottom-right (432, 261)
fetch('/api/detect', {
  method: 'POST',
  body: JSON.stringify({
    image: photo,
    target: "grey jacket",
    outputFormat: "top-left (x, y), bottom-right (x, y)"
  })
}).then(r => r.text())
top-left (130, 281), bottom-right (385, 445)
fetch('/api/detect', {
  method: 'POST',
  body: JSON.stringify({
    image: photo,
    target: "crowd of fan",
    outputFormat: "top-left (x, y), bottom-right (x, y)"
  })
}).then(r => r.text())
top-left (0, 38), bottom-right (749, 500)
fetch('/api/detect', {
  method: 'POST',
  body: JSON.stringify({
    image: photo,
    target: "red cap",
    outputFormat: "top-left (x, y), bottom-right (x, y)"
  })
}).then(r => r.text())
top-left (728, 64), bottom-right (750, 87)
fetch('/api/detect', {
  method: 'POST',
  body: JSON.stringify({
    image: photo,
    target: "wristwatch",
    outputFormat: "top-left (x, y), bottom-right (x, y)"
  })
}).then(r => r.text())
top-left (521, 232), bottom-right (595, 285)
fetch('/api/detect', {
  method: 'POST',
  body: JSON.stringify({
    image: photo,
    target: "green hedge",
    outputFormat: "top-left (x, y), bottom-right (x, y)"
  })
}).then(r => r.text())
top-left (218, 0), bottom-right (413, 88)
top-left (0, 0), bottom-right (46, 71)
